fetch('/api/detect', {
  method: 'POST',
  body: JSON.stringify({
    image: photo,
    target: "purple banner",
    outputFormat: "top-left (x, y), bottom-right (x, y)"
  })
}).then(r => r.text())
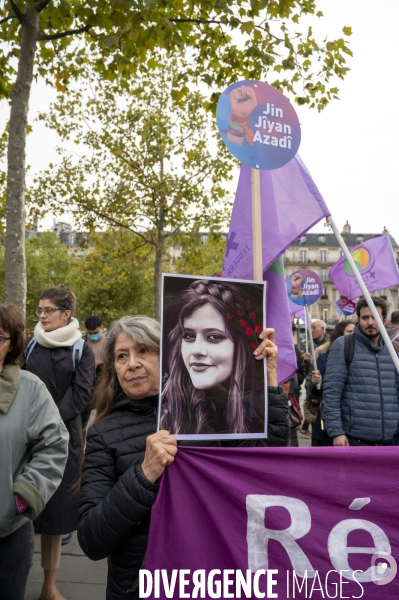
top-left (146, 447), bottom-right (399, 599)
top-left (329, 235), bottom-right (399, 300)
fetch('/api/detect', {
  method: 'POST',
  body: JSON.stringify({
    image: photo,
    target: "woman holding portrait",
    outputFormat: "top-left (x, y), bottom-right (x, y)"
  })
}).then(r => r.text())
top-left (78, 306), bottom-right (288, 600)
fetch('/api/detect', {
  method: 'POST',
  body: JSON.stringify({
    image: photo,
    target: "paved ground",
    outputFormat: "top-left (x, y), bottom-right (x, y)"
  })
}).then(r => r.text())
top-left (26, 386), bottom-right (312, 599)
top-left (26, 533), bottom-right (107, 600)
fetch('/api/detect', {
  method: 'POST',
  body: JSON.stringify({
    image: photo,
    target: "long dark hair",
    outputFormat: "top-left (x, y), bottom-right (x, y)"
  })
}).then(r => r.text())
top-left (160, 280), bottom-right (264, 434)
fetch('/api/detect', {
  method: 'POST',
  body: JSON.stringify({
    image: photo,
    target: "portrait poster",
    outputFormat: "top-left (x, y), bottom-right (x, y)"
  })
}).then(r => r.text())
top-left (158, 274), bottom-right (268, 441)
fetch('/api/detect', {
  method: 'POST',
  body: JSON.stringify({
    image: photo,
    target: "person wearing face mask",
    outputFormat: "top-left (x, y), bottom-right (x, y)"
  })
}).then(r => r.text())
top-left (25, 286), bottom-right (95, 600)
top-left (84, 315), bottom-right (106, 376)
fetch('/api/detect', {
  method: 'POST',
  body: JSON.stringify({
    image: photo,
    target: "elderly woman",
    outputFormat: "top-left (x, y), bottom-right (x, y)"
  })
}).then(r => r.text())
top-left (0, 304), bottom-right (68, 600)
top-left (78, 315), bottom-right (289, 600)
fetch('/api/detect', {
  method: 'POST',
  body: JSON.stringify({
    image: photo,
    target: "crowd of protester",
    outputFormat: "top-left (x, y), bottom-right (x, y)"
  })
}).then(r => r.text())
top-left (0, 286), bottom-right (398, 600)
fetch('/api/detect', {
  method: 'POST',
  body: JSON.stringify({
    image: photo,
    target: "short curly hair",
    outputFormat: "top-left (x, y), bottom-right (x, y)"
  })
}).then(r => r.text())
top-left (0, 304), bottom-right (25, 366)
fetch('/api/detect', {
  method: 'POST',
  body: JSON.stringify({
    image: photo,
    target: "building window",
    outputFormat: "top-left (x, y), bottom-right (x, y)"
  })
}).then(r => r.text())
top-left (320, 250), bottom-right (327, 263)
top-left (321, 268), bottom-right (327, 282)
top-left (300, 250), bottom-right (307, 263)
top-left (322, 287), bottom-right (328, 296)
top-left (340, 250), bottom-right (344, 258)
top-left (299, 236), bottom-right (307, 245)
top-left (322, 308), bottom-right (328, 322)
top-left (68, 233), bottom-right (76, 246)
top-left (356, 235), bottom-right (364, 244)
top-left (380, 288), bottom-right (386, 295)
top-left (318, 235), bottom-right (326, 245)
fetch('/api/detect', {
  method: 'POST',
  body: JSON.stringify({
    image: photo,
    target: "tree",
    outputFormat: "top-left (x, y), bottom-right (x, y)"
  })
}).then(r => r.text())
top-left (69, 230), bottom-right (154, 324)
top-left (29, 55), bottom-right (236, 318)
top-left (172, 231), bottom-right (227, 277)
top-left (1, 0), bottom-right (352, 313)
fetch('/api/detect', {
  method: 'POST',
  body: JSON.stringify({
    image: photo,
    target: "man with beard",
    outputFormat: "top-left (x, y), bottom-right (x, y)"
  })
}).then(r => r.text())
top-left (322, 297), bottom-right (399, 446)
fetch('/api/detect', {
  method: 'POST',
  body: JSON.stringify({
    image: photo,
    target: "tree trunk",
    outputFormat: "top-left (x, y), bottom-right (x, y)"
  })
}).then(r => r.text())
top-left (5, 5), bottom-right (39, 315)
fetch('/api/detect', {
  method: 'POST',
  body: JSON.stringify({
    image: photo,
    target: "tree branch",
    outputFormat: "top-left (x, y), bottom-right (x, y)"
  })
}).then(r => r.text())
top-left (39, 24), bottom-right (91, 41)
top-left (166, 18), bottom-right (223, 25)
top-left (9, 0), bottom-right (23, 23)
top-left (34, 0), bottom-right (51, 12)
top-left (0, 14), bottom-right (17, 25)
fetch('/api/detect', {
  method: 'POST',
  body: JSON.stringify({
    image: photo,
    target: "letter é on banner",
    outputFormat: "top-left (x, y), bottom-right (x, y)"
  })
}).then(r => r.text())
top-left (246, 495), bottom-right (315, 577)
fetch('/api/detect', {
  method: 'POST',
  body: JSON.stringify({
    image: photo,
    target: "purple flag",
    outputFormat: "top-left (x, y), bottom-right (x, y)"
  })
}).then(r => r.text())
top-left (222, 156), bottom-right (330, 384)
top-left (263, 259), bottom-right (297, 383)
top-left (146, 446), bottom-right (399, 600)
top-left (222, 156), bottom-right (330, 280)
top-left (329, 235), bottom-right (399, 300)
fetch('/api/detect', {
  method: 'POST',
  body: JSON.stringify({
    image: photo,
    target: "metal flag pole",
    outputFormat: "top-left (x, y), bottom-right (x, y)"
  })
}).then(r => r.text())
top-left (305, 305), bottom-right (320, 389)
top-left (327, 217), bottom-right (399, 374)
top-left (304, 308), bottom-right (309, 354)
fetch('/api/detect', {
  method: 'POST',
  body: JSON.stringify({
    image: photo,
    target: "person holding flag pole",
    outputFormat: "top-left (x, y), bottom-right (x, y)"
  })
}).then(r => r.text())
top-left (321, 217), bottom-right (399, 447)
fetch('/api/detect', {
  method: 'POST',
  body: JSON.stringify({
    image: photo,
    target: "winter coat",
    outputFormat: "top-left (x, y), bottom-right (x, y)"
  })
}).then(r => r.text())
top-left (0, 366), bottom-right (69, 538)
top-left (25, 341), bottom-right (95, 534)
top-left (322, 325), bottom-right (399, 442)
top-left (78, 387), bottom-right (289, 600)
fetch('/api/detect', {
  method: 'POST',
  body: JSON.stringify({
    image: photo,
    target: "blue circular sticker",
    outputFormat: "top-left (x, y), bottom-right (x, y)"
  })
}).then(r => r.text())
top-left (335, 298), bottom-right (357, 316)
top-left (287, 269), bottom-right (323, 306)
top-left (216, 80), bottom-right (301, 170)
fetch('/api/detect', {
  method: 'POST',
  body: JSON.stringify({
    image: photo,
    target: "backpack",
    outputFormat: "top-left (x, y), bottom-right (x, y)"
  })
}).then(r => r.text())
top-left (344, 332), bottom-right (355, 368)
top-left (25, 337), bottom-right (85, 371)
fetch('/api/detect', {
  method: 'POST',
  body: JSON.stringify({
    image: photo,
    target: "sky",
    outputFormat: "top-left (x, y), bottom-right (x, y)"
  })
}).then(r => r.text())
top-left (1, 0), bottom-right (399, 243)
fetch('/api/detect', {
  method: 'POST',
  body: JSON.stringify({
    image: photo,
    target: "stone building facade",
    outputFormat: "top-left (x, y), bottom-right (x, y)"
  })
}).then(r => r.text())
top-left (284, 221), bottom-right (399, 323)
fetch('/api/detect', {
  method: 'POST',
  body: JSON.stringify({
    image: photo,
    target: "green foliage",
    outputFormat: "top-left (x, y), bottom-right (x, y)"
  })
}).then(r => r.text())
top-left (172, 231), bottom-right (227, 276)
top-left (0, 230), bottom-right (154, 328)
top-left (70, 230), bottom-right (154, 324)
top-left (0, 1), bottom-right (352, 111)
top-left (27, 53), bottom-right (236, 316)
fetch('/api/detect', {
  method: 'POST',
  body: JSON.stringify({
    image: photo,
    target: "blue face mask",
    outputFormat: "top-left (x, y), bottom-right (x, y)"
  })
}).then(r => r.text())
top-left (88, 332), bottom-right (101, 342)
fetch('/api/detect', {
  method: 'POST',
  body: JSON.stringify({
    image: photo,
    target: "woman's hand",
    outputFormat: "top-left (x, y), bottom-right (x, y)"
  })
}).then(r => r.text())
top-left (253, 328), bottom-right (278, 386)
top-left (311, 370), bottom-right (322, 386)
top-left (141, 430), bottom-right (177, 483)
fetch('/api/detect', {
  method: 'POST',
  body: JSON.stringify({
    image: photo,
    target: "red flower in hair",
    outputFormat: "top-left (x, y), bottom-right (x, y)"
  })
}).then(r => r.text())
top-left (248, 311), bottom-right (256, 320)
top-left (246, 327), bottom-right (254, 336)
top-left (245, 300), bottom-right (252, 308)
top-left (236, 308), bottom-right (244, 316)
top-left (226, 313), bottom-right (234, 319)
top-left (251, 342), bottom-right (257, 349)
top-left (239, 319), bottom-right (248, 327)
top-left (255, 325), bottom-right (262, 334)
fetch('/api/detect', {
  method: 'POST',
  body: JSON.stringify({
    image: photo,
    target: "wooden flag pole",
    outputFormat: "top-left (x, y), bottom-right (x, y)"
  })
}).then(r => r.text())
top-left (251, 168), bottom-right (263, 280)
top-left (328, 217), bottom-right (399, 374)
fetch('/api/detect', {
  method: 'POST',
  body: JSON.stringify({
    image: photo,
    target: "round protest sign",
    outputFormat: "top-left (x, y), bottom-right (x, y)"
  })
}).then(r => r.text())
top-left (216, 80), bottom-right (301, 170)
top-left (287, 269), bottom-right (323, 306)
top-left (335, 297), bottom-right (356, 316)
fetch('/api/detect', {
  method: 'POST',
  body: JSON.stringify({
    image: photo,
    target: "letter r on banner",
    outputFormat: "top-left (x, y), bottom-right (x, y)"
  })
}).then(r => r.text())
top-left (246, 495), bottom-right (315, 577)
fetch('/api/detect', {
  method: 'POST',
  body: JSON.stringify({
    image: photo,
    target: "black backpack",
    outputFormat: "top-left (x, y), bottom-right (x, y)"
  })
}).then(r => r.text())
top-left (344, 332), bottom-right (355, 368)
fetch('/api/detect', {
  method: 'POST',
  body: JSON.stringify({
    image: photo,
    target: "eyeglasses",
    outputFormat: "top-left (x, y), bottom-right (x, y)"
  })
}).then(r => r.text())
top-left (0, 335), bottom-right (11, 346)
top-left (35, 307), bottom-right (63, 316)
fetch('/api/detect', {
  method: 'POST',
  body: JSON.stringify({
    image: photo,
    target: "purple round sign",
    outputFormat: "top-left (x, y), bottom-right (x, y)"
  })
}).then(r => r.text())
top-left (287, 269), bottom-right (323, 306)
top-left (335, 298), bottom-right (357, 316)
top-left (216, 80), bottom-right (301, 170)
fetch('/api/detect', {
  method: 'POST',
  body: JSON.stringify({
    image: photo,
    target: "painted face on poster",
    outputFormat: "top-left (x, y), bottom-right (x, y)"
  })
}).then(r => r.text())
top-left (216, 80), bottom-right (301, 170)
top-left (159, 274), bottom-right (267, 440)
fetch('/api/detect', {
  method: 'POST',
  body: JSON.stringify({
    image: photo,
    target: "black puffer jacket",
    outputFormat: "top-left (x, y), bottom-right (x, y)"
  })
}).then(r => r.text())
top-left (78, 388), bottom-right (288, 600)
